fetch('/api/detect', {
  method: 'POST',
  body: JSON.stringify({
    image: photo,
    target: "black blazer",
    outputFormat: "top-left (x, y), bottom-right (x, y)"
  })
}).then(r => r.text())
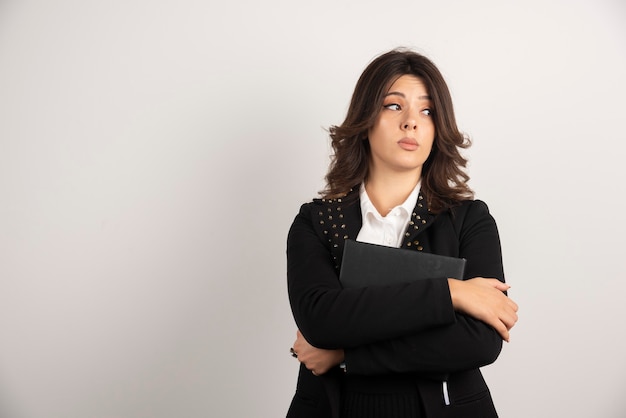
top-left (286, 190), bottom-right (505, 418)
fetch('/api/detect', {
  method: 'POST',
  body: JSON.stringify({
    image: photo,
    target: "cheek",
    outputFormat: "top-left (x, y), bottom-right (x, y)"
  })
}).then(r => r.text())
top-left (368, 121), bottom-right (387, 144)
top-left (423, 131), bottom-right (435, 155)
top-left (424, 126), bottom-right (435, 146)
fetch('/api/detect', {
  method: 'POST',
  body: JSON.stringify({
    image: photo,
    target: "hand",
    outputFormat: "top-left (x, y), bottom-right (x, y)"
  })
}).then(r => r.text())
top-left (292, 330), bottom-right (344, 376)
top-left (448, 278), bottom-right (519, 342)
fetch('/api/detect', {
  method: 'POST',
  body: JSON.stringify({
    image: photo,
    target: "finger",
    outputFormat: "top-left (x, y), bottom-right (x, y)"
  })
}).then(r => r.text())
top-left (483, 311), bottom-right (508, 341)
top-left (493, 281), bottom-right (511, 292)
top-left (501, 315), bottom-right (516, 331)
top-left (502, 310), bottom-right (519, 330)
top-left (493, 320), bottom-right (510, 342)
top-left (294, 331), bottom-right (306, 348)
top-left (500, 328), bottom-right (510, 343)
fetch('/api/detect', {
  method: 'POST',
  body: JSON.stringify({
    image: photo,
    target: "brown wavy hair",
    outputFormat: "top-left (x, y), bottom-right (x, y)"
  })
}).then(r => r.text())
top-left (322, 48), bottom-right (473, 213)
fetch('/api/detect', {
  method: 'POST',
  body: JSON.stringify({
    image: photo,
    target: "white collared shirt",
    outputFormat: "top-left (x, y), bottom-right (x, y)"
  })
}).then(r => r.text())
top-left (356, 182), bottom-right (421, 248)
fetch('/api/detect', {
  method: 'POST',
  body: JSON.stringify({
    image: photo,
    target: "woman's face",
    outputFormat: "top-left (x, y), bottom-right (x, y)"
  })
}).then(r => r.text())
top-left (367, 74), bottom-right (435, 178)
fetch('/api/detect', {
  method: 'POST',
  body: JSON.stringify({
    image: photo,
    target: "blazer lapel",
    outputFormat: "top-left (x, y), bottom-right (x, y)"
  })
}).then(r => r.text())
top-left (314, 191), bottom-right (438, 265)
top-left (313, 190), bottom-right (362, 271)
top-left (401, 192), bottom-right (436, 251)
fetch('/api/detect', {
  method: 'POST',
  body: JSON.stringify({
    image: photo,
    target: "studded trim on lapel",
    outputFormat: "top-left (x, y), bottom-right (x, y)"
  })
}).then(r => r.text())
top-left (401, 193), bottom-right (436, 251)
top-left (311, 190), bottom-right (439, 268)
top-left (311, 189), bottom-right (361, 271)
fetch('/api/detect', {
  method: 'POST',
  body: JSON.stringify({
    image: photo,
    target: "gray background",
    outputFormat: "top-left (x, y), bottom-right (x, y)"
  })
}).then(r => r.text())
top-left (1, 0), bottom-right (625, 417)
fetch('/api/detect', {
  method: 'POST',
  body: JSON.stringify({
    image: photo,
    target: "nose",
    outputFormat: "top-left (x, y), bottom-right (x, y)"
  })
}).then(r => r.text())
top-left (402, 119), bottom-right (417, 130)
top-left (402, 111), bottom-right (418, 130)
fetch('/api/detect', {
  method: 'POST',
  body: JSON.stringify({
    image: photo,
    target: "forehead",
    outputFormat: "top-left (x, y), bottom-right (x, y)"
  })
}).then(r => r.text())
top-left (385, 74), bottom-right (429, 96)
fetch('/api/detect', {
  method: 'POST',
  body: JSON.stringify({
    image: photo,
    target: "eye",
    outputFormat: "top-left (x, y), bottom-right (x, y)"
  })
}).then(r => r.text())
top-left (383, 103), bottom-right (401, 111)
top-left (421, 108), bottom-right (432, 116)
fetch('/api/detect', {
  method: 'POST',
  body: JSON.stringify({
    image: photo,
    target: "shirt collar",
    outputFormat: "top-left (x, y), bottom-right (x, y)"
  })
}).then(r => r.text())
top-left (359, 181), bottom-right (421, 219)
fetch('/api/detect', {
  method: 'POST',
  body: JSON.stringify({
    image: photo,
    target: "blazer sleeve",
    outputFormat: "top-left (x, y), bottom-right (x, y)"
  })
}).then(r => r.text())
top-left (287, 202), bottom-right (456, 349)
top-left (343, 200), bottom-right (506, 375)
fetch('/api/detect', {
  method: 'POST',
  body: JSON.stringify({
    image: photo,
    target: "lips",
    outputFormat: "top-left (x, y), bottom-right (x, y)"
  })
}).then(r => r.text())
top-left (397, 137), bottom-right (418, 151)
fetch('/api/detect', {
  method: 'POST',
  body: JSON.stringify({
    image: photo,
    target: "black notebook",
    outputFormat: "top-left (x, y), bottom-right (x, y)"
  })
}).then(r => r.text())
top-left (339, 239), bottom-right (466, 288)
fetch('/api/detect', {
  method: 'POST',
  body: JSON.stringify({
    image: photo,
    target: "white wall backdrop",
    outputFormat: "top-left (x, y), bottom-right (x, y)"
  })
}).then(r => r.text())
top-left (1, 0), bottom-right (625, 417)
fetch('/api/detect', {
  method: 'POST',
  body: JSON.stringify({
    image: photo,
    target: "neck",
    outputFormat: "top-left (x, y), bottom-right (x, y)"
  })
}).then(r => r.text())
top-left (365, 168), bottom-right (421, 216)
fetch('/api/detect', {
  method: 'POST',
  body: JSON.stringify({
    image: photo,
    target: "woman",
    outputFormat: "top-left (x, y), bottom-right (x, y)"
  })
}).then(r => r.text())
top-left (286, 48), bottom-right (518, 418)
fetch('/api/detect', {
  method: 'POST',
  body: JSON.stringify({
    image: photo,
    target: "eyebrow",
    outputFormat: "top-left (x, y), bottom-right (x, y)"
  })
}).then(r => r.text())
top-left (384, 91), bottom-right (431, 100)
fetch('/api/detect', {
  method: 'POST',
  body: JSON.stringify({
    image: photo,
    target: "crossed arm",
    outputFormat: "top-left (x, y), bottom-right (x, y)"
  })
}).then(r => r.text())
top-left (293, 277), bottom-right (518, 375)
top-left (287, 201), bottom-right (519, 376)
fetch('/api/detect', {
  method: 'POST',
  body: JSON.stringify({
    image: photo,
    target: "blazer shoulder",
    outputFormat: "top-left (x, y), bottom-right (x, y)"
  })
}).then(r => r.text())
top-left (296, 194), bottom-right (344, 212)
top-left (291, 198), bottom-right (334, 234)
top-left (447, 199), bottom-right (495, 235)
top-left (450, 199), bottom-right (491, 218)
top-left (294, 190), bottom-right (360, 224)
top-left (297, 200), bottom-right (318, 215)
